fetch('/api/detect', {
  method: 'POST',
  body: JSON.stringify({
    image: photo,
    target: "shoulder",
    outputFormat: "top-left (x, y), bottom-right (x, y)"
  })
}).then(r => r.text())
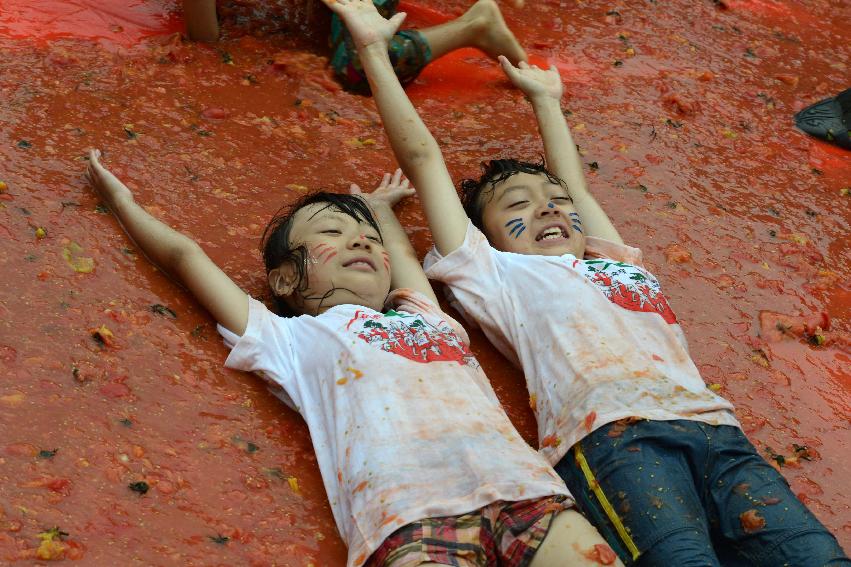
top-left (584, 236), bottom-right (644, 267)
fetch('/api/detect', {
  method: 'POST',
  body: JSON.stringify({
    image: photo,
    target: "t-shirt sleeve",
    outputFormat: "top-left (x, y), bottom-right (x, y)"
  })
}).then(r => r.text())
top-left (217, 296), bottom-right (299, 410)
top-left (584, 236), bottom-right (645, 266)
top-left (424, 222), bottom-right (508, 323)
top-left (422, 222), bottom-right (520, 364)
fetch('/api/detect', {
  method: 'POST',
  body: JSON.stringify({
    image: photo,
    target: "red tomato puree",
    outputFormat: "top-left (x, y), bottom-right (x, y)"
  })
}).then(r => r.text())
top-left (0, 0), bottom-right (848, 563)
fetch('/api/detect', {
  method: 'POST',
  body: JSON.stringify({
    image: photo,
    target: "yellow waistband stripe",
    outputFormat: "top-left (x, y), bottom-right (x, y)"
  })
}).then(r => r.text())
top-left (574, 444), bottom-right (641, 561)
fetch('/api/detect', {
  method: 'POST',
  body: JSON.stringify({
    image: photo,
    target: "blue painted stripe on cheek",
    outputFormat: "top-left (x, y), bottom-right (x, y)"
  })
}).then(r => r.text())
top-left (505, 218), bottom-right (523, 227)
top-left (509, 222), bottom-right (525, 236)
top-left (572, 224), bottom-right (583, 233)
top-left (515, 226), bottom-right (526, 238)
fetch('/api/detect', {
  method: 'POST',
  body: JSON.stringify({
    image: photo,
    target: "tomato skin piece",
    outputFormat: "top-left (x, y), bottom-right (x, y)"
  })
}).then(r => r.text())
top-left (201, 107), bottom-right (229, 120)
top-left (740, 509), bottom-right (766, 533)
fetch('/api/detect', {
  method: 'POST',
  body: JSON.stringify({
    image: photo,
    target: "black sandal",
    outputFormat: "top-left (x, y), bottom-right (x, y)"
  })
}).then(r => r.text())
top-left (794, 88), bottom-right (851, 150)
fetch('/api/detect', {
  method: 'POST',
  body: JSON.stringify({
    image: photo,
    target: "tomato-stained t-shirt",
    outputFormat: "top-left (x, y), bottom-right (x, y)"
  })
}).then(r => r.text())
top-left (217, 289), bottom-right (570, 567)
top-left (423, 222), bottom-right (739, 466)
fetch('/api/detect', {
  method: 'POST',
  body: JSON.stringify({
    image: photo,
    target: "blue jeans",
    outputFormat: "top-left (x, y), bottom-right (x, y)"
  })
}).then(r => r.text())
top-left (554, 419), bottom-right (850, 566)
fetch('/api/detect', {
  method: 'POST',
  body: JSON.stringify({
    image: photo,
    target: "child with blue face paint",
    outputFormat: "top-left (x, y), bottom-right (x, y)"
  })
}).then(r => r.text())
top-left (327, 1), bottom-right (851, 565)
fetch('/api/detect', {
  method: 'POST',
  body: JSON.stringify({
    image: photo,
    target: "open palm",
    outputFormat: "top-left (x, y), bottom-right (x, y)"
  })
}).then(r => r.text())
top-left (499, 55), bottom-right (563, 100)
top-left (350, 169), bottom-right (415, 208)
top-left (320, 0), bottom-right (406, 49)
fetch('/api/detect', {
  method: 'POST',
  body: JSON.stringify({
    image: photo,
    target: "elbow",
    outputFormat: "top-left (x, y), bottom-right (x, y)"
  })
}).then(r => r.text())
top-left (394, 132), bottom-right (441, 168)
top-left (402, 144), bottom-right (441, 170)
top-left (169, 237), bottom-right (205, 273)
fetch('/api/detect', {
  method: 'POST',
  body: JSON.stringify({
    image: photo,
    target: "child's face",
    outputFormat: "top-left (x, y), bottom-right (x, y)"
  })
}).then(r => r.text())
top-left (279, 203), bottom-right (392, 315)
top-left (480, 172), bottom-right (586, 257)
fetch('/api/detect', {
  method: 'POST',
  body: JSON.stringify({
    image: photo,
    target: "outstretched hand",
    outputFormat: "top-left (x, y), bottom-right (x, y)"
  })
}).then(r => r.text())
top-left (321, 0), bottom-right (406, 49)
top-left (498, 55), bottom-right (563, 100)
top-left (350, 168), bottom-right (415, 208)
top-left (84, 149), bottom-right (134, 209)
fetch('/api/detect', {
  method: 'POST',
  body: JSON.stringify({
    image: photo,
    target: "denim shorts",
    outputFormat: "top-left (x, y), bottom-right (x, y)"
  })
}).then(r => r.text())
top-left (554, 419), bottom-right (850, 566)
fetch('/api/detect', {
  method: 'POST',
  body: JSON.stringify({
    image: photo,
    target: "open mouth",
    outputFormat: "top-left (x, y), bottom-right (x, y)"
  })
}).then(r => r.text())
top-left (343, 257), bottom-right (377, 271)
top-left (535, 225), bottom-right (569, 242)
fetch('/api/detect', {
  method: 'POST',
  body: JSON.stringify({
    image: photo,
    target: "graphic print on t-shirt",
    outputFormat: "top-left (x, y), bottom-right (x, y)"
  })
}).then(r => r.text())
top-left (346, 310), bottom-right (477, 366)
top-left (572, 258), bottom-right (678, 324)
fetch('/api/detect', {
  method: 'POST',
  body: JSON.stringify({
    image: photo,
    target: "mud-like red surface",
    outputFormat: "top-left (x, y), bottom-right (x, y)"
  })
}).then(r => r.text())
top-left (1, 0), bottom-right (848, 563)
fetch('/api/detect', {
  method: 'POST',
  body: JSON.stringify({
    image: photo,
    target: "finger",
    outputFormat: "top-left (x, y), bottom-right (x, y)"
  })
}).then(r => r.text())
top-left (399, 178), bottom-right (409, 190)
top-left (388, 11), bottom-right (407, 32)
top-left (498, 55), bottom-right (515, 75)
top-left (321, 0), bottom-right (346, 16)
top-left (380, 172), bottom-right (391, 188)
top-left (349, 183), bottom-right (362, 195)
top-left (391, 168), bottom-right (402, 187)
top-left (518, 60), bottom-right (530, 69)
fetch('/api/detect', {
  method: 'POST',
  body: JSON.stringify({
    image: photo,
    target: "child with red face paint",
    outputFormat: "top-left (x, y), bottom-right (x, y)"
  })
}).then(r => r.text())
top-left (84, 150), bottom-right (619, 567)
top-left (325, 0), bottom-right (851, 565)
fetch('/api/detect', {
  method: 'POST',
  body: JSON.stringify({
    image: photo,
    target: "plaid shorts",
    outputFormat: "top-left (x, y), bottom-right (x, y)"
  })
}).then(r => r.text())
top-left (366, 496), bottom-right (569, 567)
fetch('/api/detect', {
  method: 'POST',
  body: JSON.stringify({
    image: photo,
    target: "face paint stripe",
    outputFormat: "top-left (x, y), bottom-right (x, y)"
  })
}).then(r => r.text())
top-left (572, 224), bottom-right (583, 233)
top-left (515, 226), bottom-right (526, 238)
top-left (509, 222), bottom-right (526, 236)
top-left (505, 218), bottom-right (523, 227)
top-left (322, 251), bottom-right (338, 264)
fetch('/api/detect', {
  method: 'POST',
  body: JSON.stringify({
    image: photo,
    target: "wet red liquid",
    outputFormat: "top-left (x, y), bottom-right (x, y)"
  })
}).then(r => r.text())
top-left (0, 0), bottom-right (848, 563)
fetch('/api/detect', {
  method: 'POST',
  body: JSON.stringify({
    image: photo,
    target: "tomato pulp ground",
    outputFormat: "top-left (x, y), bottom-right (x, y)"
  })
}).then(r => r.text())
top-left (0, 0), bottom-right (848, 563)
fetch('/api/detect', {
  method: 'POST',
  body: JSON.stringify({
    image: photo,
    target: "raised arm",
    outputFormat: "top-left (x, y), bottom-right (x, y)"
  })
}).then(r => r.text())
top-left (351, 169), bottom-right (439, 304)
top-left (499, 57), bottom-right (623, 243)
top-left (85, 149), bottom-right (248, 335)
top-left (323, 0), bottom-right (469, 256)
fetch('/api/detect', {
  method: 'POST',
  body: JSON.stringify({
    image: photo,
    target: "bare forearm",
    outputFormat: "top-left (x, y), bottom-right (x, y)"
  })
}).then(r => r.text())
top-left (530, 96), bottom-right (623, 243)
top-left (358, 43), bottom-right (468, 254)
top-left (530, 96), bottom-right (587, 196)
top-left (359, 44), bottom-right (441, 171)
top-left (111, 195), bottom-right (202, 281)
top-left (371, 202), bottom-right (438, 303)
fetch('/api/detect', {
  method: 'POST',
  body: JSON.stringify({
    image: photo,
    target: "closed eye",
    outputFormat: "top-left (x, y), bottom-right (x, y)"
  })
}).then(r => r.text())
top-left (320, 229), bottom-right (341, 235)
top-left (550, 196), bottom-right (572, 203)
top-left (508, 200), bottom-right (529, 208)
top-left (366, 235), bottom-right (381, 243)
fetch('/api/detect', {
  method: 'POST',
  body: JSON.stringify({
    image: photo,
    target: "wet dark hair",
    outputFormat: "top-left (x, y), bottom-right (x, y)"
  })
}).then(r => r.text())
top-left (459, 158), bottom-right (569, 231)
top-left (261, 191), bottom-right (383, 316)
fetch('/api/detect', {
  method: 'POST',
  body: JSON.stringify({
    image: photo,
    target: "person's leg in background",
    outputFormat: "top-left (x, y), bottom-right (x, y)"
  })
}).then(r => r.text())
top-left (183, 0), bottom-right (219, 41)
top-left (329, 0), bottom-right (526, 93)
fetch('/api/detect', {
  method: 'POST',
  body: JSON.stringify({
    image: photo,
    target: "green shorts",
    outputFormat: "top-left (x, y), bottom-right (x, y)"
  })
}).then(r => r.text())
top-left (329, 0), bottom-right (432, 93)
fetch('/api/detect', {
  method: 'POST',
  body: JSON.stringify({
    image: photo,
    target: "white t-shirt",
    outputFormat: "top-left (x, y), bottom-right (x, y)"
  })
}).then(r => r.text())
top-left (217, 290), bottom-right (570, 567)
top-left (424, 222), bottom-right (739, 465)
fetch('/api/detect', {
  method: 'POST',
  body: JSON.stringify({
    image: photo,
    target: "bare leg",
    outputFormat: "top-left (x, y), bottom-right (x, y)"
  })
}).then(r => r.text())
top-left (417, 0), bottom-right (526, 64)
top-left (183, 0), bottom-right (219, 42)
top-left (530, 509), bottom-right (625, 567)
